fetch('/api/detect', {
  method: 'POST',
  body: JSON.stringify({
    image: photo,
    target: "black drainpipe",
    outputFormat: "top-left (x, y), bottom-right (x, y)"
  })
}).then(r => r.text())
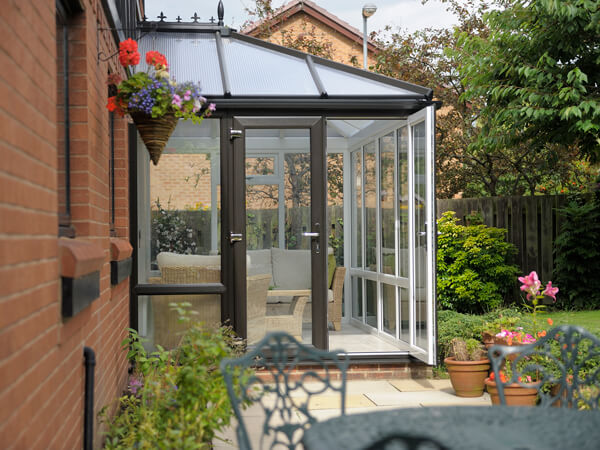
top-left (83, 347), bottom-right (96, 450)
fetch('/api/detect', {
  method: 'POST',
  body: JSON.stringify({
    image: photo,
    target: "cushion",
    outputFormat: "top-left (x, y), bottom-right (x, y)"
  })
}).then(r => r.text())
top-left (157, 252), bottom-right (250, 270)
top-left (157, 252), bottom-right (221, 269)
top-left (247, 249), bottom-right (273, 277)
top-left (271, 248), bottom-right (311, 290)
top-left (328, 253), bottom-right (336, 288)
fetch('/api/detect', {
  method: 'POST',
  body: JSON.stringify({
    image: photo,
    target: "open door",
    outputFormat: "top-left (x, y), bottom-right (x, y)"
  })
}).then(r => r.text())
top-left (229, 117), bottom-right (329, 349)
top-left (407, 106), bottom-right (436, 364)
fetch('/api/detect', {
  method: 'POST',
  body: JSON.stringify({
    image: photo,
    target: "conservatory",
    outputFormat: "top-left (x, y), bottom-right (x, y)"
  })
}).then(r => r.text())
top-left (132, 13), bottom-right (437, 364)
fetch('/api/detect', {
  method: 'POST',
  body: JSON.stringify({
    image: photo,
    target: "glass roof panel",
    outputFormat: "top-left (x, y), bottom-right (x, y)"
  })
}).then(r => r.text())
top-left (316, 64), bottom-right (416, 96)
top-left (222, 38), bottom-right (319, 96)
top-left (137, 33), bottom-right (223, 96)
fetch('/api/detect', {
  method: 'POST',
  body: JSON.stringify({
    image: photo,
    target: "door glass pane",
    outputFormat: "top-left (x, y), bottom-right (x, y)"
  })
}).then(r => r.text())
top-left (397, 127), bottom-right (409, 278)
top-left (382, 283), bottom-right (396, 336)
top-left (399, 287), bottom-right (409, 343)
top-left (246, 129), bottom-right (312, 345)
top-left (352, 276), bottom-right (363, 321)
top-left (380, 133), bottom-right (395, 275)
top-left (351, 150), bottom-right (362, 268)
top-left (366, 279), bottom-right (377, 328)
top-left (364, 142), bottom-right (377, 271)
top-left (138, 119), bottom-right (221, 350)
top-left (413, 121), bottom-right (428, 350)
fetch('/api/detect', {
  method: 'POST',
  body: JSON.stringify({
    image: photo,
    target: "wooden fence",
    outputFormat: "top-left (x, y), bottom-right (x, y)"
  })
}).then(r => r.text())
top-left (436, 195), bottom-right (568, 283)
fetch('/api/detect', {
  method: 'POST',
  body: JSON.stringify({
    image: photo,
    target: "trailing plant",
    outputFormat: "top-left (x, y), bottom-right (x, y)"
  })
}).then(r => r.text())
top-left (553, 189), bottom-right (600, 310)
top-left (437, 211), bottom-right (520, 313)
top-left (102, 306), bottom-right (251, 449)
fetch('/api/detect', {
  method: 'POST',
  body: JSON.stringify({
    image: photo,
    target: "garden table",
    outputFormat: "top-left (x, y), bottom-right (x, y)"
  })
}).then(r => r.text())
top-left (302, 406), bottom-right (600, 450)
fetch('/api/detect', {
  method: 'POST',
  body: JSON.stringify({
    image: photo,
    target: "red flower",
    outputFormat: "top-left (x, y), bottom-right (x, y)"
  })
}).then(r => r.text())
top-left (145, 50), bottom-right (168, 68)
top-left (118, 38), bottom-right (140, 67)
top-left (106, 96), bottom-right (125, 117)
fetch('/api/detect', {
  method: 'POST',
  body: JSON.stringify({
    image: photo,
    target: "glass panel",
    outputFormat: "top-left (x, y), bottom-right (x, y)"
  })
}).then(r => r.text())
top-left (380, 133), bottom-right (395, 275)
top-left (137, 33), bottom-right (223, 96)
top-left (397, 127), bottom-right (410, 278)
top-left (142, 290), bottom-right (222, 351)
top-left (382, 284), bottom-right (396, 336)
top-left (413, 121), bottom-right (428, 350)
top-left (246, 129), bottom-right (312, 345)
top-left (246, 185), bottom-right (279, 250)
top-left (223, 39), bottom-right (319, 96)
top-left (352, 277), bottom-right (363, 321)
top-left (399, 287), bottom-right (410, 343)
top-left (316, 63), bottom-right (417, 96)
top-left (351, 151), bottom-right (362, 268)
top-left (364, 142), bottom-right (377, 271)
top-left (328, 153), bottom-right (344, 267)
top-left (246, 157), bottom-right (275, 176)
top-left (366, 279), bottom-right (377, 328)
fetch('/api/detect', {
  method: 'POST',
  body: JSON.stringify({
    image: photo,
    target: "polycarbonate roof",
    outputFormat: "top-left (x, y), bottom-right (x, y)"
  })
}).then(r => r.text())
top-left (137, 29), bottom-right (432, 100)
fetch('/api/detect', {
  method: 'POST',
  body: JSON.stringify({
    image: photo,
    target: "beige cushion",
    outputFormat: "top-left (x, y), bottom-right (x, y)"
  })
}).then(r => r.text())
top-left (157, 252), bottom-right (251, 270)
top-left (157, 252), bottom-right (221, 269)
top-left (271, 248), bottom-right (311, 290)
top-left (247, 249), bottom-right (273, 277)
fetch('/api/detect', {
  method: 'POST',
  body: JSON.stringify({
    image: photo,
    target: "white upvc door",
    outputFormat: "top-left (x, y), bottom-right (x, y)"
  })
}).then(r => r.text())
top-left (407, 106), bottom-right (436, 364)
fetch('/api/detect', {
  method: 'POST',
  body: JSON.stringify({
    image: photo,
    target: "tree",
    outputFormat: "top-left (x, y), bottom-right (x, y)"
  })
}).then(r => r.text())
top-left (372, 0), bottom-right (597, 197)
top-left (456, 0), bottom-right (600, 162)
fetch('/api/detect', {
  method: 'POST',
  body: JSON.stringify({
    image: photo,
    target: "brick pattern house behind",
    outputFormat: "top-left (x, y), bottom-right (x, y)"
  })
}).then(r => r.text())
top-left (0, 1), bottom-right (138, 447)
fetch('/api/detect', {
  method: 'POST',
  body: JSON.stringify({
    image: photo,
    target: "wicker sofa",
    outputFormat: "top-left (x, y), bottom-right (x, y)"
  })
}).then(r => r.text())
top-left (149, 253), bottom-right (271, 348)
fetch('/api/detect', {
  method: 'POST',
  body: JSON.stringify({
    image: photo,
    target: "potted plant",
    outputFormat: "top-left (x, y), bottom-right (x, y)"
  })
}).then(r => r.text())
top-left (444, 337), bottom-right (491, 397)
top-left (107, 39), bottom-right (215, 165)
top-left (485, 271), bottom-right (558, 406)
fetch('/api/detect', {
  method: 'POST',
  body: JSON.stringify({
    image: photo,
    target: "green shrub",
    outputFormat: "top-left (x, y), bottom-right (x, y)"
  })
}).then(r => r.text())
top-left (437, 211), bottom-right (520, 313)
top-left (553, 190), bottom-right (600, 310)
top-left (102, 307), bottom-right (250, 449)
top-left (437, 308), bottom-right (528, 364)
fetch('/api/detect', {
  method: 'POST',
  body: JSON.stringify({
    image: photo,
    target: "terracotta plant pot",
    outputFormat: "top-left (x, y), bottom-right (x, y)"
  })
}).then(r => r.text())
top-left (131, 112), bottom-right (178, 165)
top-left (485, 377), bottom-right (538, 406)
top-left (444, 357), bottom-right (491, 397)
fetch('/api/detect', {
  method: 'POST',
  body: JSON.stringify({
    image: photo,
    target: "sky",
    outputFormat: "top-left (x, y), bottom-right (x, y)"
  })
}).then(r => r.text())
top-left (144, 0), bottom-right (459, 35)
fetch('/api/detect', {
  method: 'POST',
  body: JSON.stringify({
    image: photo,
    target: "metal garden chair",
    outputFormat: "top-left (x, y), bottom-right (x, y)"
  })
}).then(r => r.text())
top-left (220, 331), bottom-right (349, 450)
top-left (363, 434), bottom-right (449, 450)
top-left (488, 325), bottom-right (600, 408)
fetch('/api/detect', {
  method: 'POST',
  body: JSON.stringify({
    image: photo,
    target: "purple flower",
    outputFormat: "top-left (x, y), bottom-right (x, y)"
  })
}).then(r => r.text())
top-left (128, 376), bottom-right (143, 395)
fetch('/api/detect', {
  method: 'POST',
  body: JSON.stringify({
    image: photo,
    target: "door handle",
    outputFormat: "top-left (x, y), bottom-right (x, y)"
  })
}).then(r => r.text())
top-left (229, 232), bottom-right (243, 244)
top-left (302, 232), bottom-right (320, 237)
top-left (418, 231), bottom-right (427, 236)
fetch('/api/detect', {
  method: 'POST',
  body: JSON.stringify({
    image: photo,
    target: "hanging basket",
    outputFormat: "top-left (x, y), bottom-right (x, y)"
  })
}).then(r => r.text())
top-left (130, 112), bottom-right (178, 165)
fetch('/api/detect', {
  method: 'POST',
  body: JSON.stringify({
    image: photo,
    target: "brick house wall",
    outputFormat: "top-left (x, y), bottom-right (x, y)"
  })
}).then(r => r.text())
top-left (0, 1), bottom-right (132, 448)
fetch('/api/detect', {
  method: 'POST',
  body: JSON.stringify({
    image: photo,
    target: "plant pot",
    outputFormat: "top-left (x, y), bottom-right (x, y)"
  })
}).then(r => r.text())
top-left (481, 332), bottom-right (496, 349)
top-left (131, 112), bottom-right (178, 165)
top-left (444, 357), bottom-right (491, 397)
top-left (485, 377), bottom-right (538, 406)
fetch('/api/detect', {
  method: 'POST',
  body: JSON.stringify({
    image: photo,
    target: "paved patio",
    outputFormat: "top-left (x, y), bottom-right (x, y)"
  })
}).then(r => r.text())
top-left (214, 378), bottom-right (491, 448)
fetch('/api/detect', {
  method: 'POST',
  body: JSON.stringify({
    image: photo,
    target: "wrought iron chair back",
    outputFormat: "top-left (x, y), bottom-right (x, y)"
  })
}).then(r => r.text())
top-left (220, 331), bottom-right (349, 450)
top-left (488, 325), bottom-right (600, 408)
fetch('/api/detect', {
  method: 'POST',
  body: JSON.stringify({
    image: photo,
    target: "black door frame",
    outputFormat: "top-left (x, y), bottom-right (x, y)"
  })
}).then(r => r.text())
top-left (224, 116), bottom-right (328, 349)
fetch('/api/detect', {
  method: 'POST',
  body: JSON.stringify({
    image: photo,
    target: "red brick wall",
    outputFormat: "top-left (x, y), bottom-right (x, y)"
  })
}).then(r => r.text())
top-left (0, 1), bottom-right (131, 448)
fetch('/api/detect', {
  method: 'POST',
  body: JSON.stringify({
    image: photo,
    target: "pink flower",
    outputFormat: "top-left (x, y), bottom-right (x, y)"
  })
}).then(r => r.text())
top-left (172, 94), bottom-right (182, 108)
top-left (183, 90), bottom-right (191, 101)
top-left (542, 281), bottom-right (559, 300)
top-left (518, 271), bottom-right (542, 298)
top-left (208, 103), bottom-right (216, 111)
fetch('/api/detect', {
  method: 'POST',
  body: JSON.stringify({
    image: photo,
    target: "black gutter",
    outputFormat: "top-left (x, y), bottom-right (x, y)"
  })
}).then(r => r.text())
top-left (83, 347), bottom-right (96, 450)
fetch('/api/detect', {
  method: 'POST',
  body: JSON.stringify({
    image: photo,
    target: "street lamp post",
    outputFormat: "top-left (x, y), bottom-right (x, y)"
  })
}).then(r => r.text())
top-left (362, 4), bottom-right (377, 70)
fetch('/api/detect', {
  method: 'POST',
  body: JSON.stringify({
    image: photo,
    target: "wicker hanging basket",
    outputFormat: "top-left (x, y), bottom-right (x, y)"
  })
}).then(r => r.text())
top-left (130, 112), bottom-right (178, 165)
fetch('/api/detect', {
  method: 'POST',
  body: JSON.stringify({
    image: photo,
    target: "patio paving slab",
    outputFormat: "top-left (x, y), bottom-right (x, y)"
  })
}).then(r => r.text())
top-left (389, 378), bottom-right (453, 391)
